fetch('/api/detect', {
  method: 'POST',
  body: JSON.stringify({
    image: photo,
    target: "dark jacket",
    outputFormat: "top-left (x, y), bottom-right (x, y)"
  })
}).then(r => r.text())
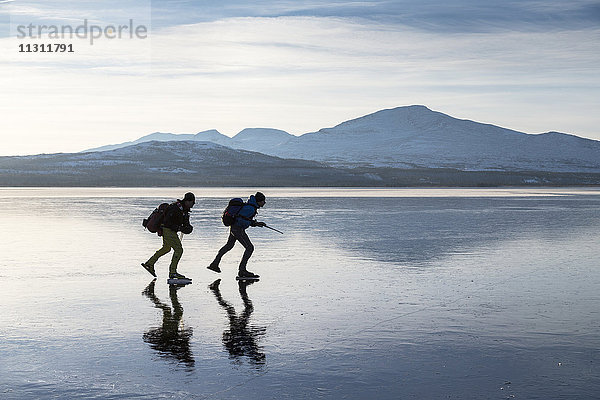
top-left (234, 195), bottom-right (259, 229)
top-left (162, 201), bottom-right (193, 233)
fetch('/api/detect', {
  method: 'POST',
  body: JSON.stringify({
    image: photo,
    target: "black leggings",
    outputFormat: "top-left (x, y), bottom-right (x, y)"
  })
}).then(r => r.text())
top-left (212, 226), bottom-right (254, 271)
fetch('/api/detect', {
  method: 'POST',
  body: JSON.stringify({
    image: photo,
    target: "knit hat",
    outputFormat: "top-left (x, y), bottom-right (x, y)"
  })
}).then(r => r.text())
top-left (183, 192), bottom-right (195, 204)
top-left (254, 192), bottom-right (266, 202)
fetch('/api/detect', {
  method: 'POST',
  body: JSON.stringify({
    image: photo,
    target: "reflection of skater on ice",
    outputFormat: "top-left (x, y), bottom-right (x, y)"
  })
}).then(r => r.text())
top-left (209, 279), bottom-right (266, 366)
top-left (142, 279), bottom-right (194, 370)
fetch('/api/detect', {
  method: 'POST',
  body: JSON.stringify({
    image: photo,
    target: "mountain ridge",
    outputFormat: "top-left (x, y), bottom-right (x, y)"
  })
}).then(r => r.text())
top-left (2, 139), bottom-right (599, 187)
top-left (1, 140), bottom-right (378, 186)
top-left (77, 105), bottom-right (600, 173)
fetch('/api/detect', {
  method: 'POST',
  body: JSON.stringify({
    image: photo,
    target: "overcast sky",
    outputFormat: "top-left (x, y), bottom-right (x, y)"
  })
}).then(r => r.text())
top-left (0, 0), bottom-right (599, 155)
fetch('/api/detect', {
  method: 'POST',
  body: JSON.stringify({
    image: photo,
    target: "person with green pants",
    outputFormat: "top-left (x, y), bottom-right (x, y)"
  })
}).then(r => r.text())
top-left (142, 192), bottom-right (195, 280)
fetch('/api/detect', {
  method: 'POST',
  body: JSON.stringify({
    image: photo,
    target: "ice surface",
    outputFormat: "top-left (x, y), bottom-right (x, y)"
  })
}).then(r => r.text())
top-left (0, 188), bottom-right (599, 399)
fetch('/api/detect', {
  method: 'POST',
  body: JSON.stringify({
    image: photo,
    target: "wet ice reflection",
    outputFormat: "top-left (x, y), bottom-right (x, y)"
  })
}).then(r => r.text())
top-left (142, 280), bottom-right (195, 371)
top-left (209, 279), bottom-right (266, 368)
top-left (0, 188), bottom-right (599, 399)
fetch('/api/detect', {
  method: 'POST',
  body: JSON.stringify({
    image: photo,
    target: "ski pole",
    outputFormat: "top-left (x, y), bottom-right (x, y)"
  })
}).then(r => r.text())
top-left (264, 224), bottom-right (283, 234)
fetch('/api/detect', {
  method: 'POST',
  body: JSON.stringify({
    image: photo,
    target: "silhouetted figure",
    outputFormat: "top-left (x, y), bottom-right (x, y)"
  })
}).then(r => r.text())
top-left (207, 192), bottom-right (267, 279)
top-left (142, 279), bottom-right (195, 370)
top-left (209, 279), bottom-right (266, 367)
top-left (142, 192), bottom-right (195, 280)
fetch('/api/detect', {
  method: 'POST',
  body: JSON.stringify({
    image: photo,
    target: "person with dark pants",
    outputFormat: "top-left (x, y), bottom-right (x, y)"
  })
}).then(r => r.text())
top-left (142, 192), bottom-right (195, 280)
top-left (208, 192), bottom-right (266, 279)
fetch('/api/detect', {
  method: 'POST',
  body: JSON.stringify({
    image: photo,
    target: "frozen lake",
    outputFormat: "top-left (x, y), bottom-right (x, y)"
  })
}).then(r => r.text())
top-left (1, 187), bottom-right (599, 399)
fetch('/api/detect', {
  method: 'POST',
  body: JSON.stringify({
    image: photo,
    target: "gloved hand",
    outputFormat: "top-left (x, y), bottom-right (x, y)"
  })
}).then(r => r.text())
top-left (181, 225), bottom-right (193, 234)
top-left (256, 221), bottom-right (266, 227)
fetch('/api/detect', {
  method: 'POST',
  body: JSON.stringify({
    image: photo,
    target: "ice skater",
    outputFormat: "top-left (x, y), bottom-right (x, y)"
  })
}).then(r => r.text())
top-left (207, 192), bottom-right (266, 279)
top-left (142, 192), bottom-right (195, 280)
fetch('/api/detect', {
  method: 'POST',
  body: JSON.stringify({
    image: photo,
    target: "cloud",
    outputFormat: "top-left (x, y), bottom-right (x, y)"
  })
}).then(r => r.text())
top-left (143, 16), bottom-right (600, 85)
top-left (0, 0), bottom-right (151, 27)
top-left (3, 0), bottom-right (599, 32)
top-left (0, 12), bottom-right (599, 155)
top-left (147, 0), bottom-right (600, 32)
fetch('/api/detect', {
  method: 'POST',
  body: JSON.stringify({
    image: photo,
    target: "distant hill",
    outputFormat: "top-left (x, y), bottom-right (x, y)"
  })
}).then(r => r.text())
top-left (84, 106), bottom-right (600, 173)
top-left (228, 128), bottom-right (294, 153)
top-left (0, 141), bottom-right (380, 186)
top-left (5, 106), bottom-right (600, 187)
top-left (83, 128), bottom-right (292, 153)
top-left (2, 140), bottom-right (599, 187)
top-left (268, 106), bottom-right (600, 172)
top-left (85, 129), bottom-right (231, 152)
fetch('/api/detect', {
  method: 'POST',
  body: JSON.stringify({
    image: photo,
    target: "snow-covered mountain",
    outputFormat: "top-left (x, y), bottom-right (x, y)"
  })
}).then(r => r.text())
top-left (85, 129), bottom-right (231, 152)
top-left (83, 128), bottom-right (291, 153)
top-left (228, 128), bottom-right (294, 153)
top-left (263, 106), bottom-right (600, 172)
top-left (83, 106), bottom-right (600, 173)
top-left (1, 141), bottom-right (375, 186)
top-left (4, 139), bottom-right (599, 186)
